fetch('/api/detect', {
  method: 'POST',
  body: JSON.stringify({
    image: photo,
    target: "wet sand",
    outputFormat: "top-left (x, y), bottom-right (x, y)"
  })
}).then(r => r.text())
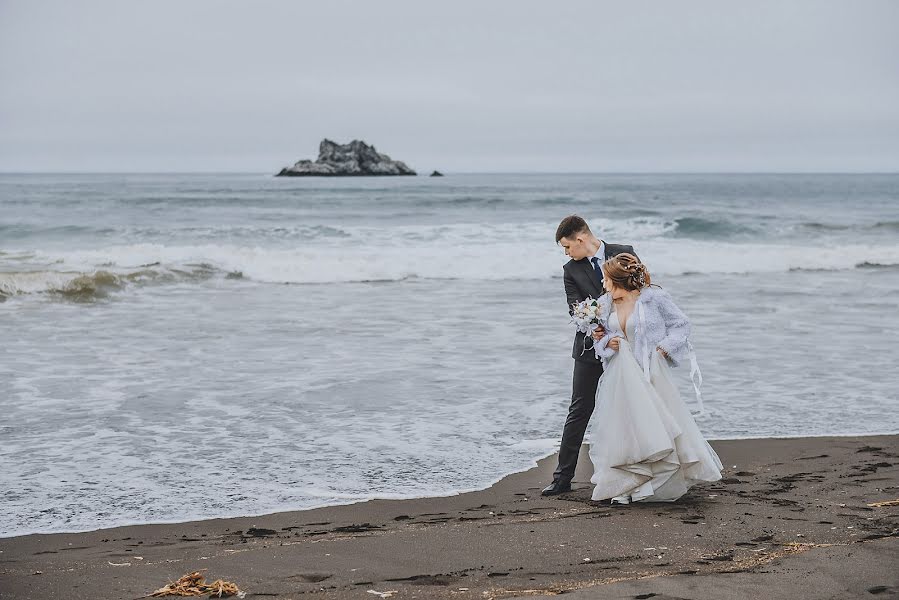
top-left (1, 435), bottom-right (897, 599)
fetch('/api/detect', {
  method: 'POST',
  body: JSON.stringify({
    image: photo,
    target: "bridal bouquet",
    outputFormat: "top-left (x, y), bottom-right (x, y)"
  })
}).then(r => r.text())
top-left (570, 297), bottom-right (606, 355)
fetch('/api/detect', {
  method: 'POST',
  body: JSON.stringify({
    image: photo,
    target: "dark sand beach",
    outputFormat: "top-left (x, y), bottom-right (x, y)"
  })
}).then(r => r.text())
top-left (1, 435), bottom-right (897, 600)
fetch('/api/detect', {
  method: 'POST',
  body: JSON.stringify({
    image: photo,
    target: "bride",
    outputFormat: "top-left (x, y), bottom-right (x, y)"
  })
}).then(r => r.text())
top-left (588, 253), bottom-right (722, 504)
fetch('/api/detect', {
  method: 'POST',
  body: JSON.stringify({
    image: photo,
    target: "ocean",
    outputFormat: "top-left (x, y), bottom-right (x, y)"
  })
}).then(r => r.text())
top-left (1, 172), bottom-right (897, 537)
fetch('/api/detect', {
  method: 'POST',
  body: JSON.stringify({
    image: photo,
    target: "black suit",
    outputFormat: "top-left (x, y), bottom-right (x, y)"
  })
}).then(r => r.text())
top-left (552, 242), bottom-right (637, 485)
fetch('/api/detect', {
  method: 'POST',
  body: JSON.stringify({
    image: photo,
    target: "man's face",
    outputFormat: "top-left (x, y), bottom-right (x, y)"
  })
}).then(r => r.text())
top-left (559, 235), bottom-right (588, 260)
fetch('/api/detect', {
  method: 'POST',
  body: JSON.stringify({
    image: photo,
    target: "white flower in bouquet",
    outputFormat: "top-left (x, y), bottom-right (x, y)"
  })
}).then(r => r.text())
top-left (570, 296), bottom-right (606, 335)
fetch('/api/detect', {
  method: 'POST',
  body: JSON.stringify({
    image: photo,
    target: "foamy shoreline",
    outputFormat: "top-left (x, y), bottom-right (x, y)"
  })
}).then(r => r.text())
top-left (4, 432), bottom-right (898, 539)
top-left (2, 434), bottom-right (897, 599)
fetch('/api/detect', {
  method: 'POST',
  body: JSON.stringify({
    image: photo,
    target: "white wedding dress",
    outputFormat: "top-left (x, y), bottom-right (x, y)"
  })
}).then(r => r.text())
top-left (589, 309), bottom-right (723, 503)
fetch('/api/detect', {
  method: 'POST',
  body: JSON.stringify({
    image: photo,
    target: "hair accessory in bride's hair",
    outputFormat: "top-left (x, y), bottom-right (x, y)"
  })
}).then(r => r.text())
top-left (631, 263), bottom-right (647, 288)
top-left (603, 252), bottom-right (651, 290)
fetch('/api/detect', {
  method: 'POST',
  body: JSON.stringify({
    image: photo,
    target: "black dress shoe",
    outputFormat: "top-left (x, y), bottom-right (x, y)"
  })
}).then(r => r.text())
top-left (541, 481), bottom-right (572, 496)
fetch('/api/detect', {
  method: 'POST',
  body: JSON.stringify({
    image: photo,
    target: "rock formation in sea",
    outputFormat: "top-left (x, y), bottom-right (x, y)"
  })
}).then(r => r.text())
top-left (276, 139), bottom-right (416, 177)
top-left (429, 170), bottom-right (444, 177)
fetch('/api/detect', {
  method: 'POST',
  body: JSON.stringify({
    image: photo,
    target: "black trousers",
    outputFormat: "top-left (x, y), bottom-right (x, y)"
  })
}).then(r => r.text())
top-left (553, 360), bottom-right (604, 484)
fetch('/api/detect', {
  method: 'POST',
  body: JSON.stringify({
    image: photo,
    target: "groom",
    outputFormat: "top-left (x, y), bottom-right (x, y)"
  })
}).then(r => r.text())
top-left (542, 215), bottom-right (638, 496)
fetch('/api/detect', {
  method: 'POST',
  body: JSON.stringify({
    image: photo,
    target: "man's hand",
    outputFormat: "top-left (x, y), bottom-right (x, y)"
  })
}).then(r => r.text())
top-left (591, 325), bottom-right (606, 340)
top-left (607, 337), bottom-right (622, 352)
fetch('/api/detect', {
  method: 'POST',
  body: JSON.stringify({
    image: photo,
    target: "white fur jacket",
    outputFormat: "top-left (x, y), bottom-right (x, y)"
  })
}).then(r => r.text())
top-left (593, 286), bottom-right (704, 410)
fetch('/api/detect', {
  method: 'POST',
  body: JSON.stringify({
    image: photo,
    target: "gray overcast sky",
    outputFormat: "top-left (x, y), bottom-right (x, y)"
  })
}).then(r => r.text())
top-left (1, 1), bottom-right (897, 172)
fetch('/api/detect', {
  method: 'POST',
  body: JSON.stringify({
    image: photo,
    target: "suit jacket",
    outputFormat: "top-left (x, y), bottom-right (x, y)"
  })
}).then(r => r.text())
top-left (563, 242), bottom-right (638, 363)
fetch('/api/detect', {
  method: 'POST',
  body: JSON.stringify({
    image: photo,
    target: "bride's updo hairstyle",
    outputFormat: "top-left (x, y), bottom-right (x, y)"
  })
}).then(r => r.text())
top-left (603, 253), bottom-right (651, 291)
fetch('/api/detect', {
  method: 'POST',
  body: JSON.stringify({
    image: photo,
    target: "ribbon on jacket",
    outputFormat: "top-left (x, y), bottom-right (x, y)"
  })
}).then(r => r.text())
top-left (639, 299), bottom-right (705, 416)
top-left (637, 301), bottom-right (651, 383)
top-left (687, 342), bottom-right (704, 415)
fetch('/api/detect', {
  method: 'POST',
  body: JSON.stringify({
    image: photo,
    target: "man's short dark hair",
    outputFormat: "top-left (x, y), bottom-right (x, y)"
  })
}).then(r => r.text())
top-left (555, 215), bottom-right (591, 243)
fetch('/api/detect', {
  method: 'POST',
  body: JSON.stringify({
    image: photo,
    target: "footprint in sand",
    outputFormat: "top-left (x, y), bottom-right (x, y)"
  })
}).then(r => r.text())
top-left (288, 573), bottom-right (332, 583)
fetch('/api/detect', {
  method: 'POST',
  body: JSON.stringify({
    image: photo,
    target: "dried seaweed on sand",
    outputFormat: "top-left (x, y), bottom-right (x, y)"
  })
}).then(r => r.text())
top-left (150, 570), bottom-right (244, 598)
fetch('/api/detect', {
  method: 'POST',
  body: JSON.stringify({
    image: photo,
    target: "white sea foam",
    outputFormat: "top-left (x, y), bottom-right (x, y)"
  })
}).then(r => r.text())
top-left (8, 238), bottom-right (895, 294)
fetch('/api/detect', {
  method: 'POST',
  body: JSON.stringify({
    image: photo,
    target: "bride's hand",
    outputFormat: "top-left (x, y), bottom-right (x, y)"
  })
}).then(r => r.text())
top-left (591, 325), bottom-right (606, 341)
top-left (657, 347), bottom-right (669, 358)
top-left (608, 337), bottom-right (622, 352)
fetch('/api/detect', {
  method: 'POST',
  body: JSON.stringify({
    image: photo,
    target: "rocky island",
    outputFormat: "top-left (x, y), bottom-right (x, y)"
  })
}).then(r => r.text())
top-left (276, 139), bottom-right (416, 177)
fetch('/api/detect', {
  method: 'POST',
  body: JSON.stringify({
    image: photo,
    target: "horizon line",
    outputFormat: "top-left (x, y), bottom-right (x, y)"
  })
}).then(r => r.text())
top-left (1, 170), bottom-right (898, 176)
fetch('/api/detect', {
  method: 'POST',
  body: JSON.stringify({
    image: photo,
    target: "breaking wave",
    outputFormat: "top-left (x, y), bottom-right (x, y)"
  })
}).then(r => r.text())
top-left (0, 264), bottom-right (231, 301)
top-left (1, 238), bottom-right (895, 299)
